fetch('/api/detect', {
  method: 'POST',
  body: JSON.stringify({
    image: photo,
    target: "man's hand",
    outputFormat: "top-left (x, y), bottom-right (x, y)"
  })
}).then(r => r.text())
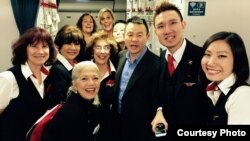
top-left (151, 109), bottom-right (168, 133)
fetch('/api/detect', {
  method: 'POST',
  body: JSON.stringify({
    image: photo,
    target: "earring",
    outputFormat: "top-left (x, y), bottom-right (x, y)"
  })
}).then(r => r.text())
top-left (73, 88), bottom-right (77, 94)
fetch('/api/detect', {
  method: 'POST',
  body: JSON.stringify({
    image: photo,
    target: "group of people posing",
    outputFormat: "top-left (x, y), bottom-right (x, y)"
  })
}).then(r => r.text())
top-left (1, 1), bottom-right (250, 141)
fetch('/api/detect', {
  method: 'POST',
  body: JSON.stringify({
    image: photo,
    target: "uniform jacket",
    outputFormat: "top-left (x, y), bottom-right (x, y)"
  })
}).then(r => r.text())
top-left (47, 60), bottom-right (72, 108)
top-left (41, 93), bottom-right (100, 141)
top-left (113, 49), bottom-right (160, 141)
top-left (96, 71), bottom-right (116, 141)
top-left (158, 39), bottom-right (209, 140)
top-left (159, 39), bottom-right (208, 125)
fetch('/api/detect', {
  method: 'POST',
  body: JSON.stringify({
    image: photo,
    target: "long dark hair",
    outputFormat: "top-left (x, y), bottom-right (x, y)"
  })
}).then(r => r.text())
top-left (202, 31), bottom-right (249, 86)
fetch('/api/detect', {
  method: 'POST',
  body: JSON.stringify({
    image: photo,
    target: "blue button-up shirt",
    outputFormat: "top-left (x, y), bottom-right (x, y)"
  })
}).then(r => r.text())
top-left (118, 47), bottom-right (147, 113)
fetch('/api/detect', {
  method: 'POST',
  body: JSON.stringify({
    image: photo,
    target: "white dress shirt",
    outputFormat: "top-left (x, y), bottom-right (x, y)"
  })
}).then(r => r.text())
top-left (207, 73), bottom-right (250, 124)
top-left (0, 62), bottom-right (49, 110)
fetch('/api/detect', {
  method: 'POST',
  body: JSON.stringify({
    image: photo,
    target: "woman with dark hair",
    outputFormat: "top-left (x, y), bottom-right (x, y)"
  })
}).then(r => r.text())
top-left (48, 25), bottom-right (86, 107)
top-left (201, 31), bottom-right (250, 124)
top-left (0, 27), bottom-right (57, 141)
top-left (76, 13), bottom-right (97, 45)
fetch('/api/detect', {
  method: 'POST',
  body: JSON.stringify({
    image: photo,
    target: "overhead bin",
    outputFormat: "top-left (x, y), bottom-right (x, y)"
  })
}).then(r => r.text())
top-left (59, 0), bottom-right (126, 12)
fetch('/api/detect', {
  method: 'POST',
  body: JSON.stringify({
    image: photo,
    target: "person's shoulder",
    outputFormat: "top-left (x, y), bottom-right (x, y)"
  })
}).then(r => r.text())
top-left (118, 49), bottom-right (127, 58)
top-left (51, 60), bottom-right (64, 69)
top-left (235, 85), bottom-right (250, 92)
top-left (147, 49), bottom-right (159, 56)
top-left (0, 70), bottom-right (15, 81)
top-left (186, 39), bottom-right (201, 48)
top-left (119, 49), bottom-right (127, 54)
top-left (50, 61), bottom-right (69, 74)
top-left (185, 39), bottom-right (203, 54)
top-left (147, 50), bottom-right (160, 61)
top-left (145, 50), bottom-right (160, 68)
top-left (228, 84), bottom-right (250, 105)
top-left (52, 103), bottom-right (79, 120)
top-left (0, 70), bottom-right (14, 77)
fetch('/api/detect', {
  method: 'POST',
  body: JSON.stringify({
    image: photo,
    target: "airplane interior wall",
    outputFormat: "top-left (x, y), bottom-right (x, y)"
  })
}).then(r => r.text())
top-left (0, 0), bottom-right (19, 72)
top-left (1, 0), bottom-right (250, 84)
top-left (183, 0), bottom-right (250, 84)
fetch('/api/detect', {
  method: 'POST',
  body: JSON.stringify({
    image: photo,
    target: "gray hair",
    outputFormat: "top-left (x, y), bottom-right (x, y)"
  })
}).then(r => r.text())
top-left (68, 61), bottom-right (100, 106)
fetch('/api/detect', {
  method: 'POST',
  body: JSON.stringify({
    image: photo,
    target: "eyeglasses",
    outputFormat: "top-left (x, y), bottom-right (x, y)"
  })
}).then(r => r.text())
top-left (94, 45), bottom-right (111, 51)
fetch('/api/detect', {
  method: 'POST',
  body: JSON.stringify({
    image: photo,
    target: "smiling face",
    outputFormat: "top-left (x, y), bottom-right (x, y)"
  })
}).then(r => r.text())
top-left (154, 10), bottom-right (186, 53)
top-left (73, 65), bottom-right (100, 101)
top-left (26, 41), bottom-right (49, 67)
top-left (100, 11), bottom-right (114, 32)
top-left (124, 23), bottom-right (149, 58)
top-left (60, 43), bottom-right (80, 63)
top-left (82, 15), bottom-right (94, 34)
top-left (93, 39), bottom-right (111, 66)
top-left (201, 40), bottom-right (234, 83)
top-left (113, 22), bottom-right (126, 43)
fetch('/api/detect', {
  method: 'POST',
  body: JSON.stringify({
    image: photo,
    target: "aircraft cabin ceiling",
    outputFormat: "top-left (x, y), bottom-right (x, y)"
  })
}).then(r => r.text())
top-left (59, 0), bottom-right (126, 12)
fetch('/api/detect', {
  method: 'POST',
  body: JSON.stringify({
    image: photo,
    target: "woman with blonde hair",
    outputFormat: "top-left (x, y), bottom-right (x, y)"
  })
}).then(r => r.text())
top-left (42, 61), bottom-right (101, 141)
top-left (86, 30), bottom-right (118, 141)
top-left (98, 8), bottom-right (115, 37)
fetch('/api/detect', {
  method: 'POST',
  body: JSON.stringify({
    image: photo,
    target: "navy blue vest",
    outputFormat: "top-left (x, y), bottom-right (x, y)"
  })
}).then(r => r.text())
top-left (0, 66), bottom-right (49, 141)
top-left (207, 82), bottom-right (248, 125)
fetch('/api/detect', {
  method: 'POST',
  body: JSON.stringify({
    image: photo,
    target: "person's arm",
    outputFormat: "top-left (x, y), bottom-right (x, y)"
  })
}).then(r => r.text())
top-left (0, 71), bottom-right (19, 114)
top-left (226, 86), bottom-right (250, 124)
top-left (151, 107), bottom-right (168, 133)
